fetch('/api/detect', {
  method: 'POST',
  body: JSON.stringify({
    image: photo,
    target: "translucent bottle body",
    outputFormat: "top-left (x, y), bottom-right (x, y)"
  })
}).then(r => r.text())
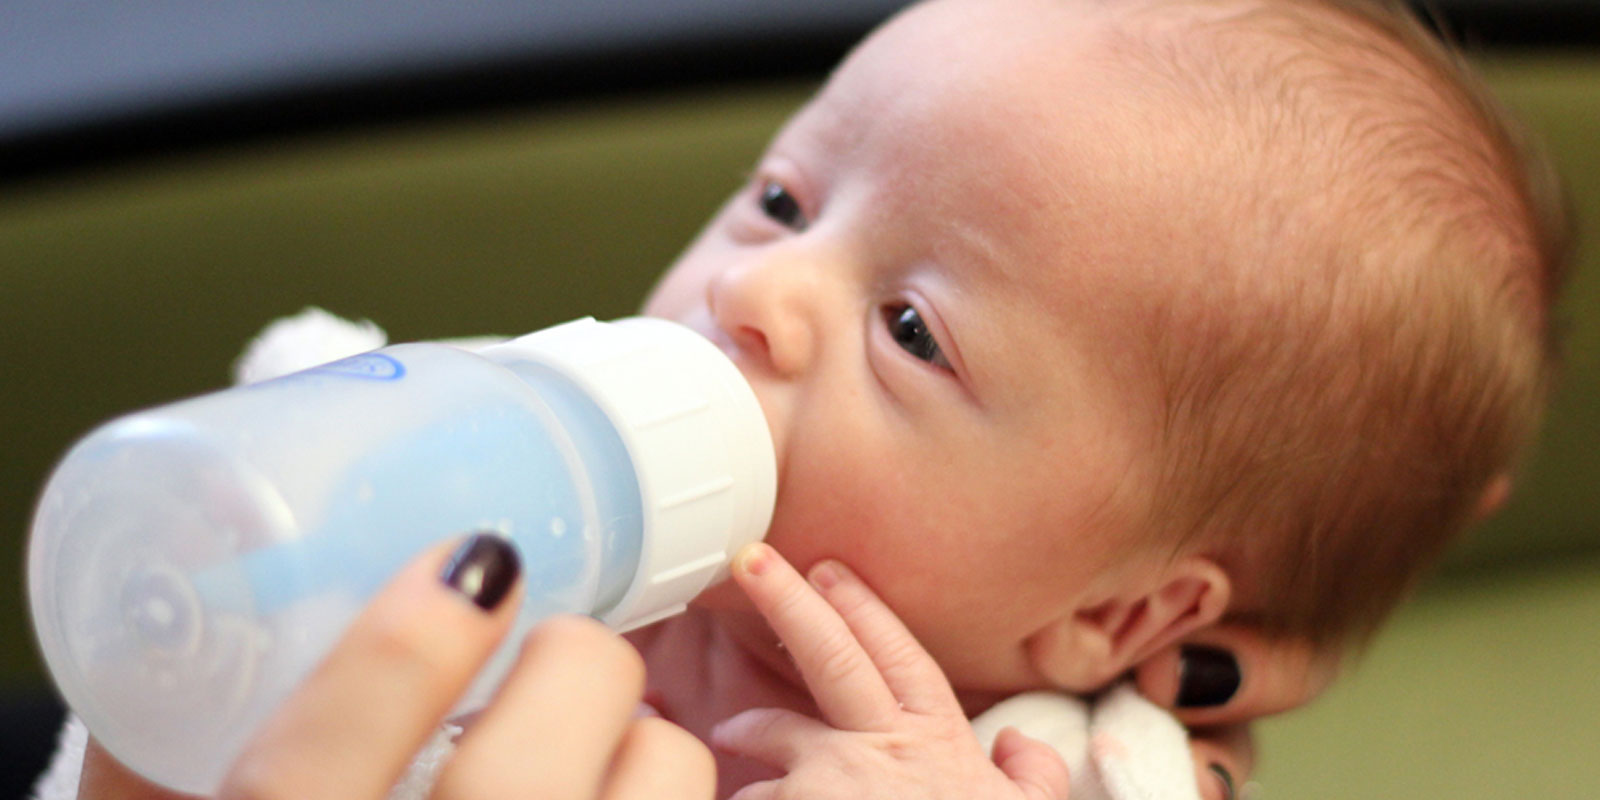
top-left (28, 342), bottom-right (647, 793)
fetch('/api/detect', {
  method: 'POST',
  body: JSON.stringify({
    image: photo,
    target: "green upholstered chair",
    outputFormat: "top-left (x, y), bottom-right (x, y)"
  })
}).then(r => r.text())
top-left (2, 4), bottom-right (1595, 797)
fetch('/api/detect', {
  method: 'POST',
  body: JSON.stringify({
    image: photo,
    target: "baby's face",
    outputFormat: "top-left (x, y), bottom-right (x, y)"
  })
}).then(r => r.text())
top-left (645, 0), bottom-right (1197, 692)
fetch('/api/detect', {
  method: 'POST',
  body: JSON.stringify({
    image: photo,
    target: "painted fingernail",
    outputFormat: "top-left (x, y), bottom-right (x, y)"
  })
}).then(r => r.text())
top-left (1177, 645), bottom-right (1240, 708)
top-left (1209, 763), bottom-right (1235, 800)
top-left (441, 533), bottom-right (520, 611)
top-left (809, 560), bottom-right (842, 590)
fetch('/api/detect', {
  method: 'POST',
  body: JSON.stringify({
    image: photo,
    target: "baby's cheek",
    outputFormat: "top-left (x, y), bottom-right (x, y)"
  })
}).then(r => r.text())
top-left (639, 273), bottom-right (694, 319)
top-left (690, 576), bottom-right (752, 611)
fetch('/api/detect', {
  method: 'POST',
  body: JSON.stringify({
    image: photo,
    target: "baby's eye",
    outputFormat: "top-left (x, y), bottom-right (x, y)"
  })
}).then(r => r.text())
top-left (883, 304), bottom-right (951, 370)
top-left (758, 180), bottom-right (807, 231)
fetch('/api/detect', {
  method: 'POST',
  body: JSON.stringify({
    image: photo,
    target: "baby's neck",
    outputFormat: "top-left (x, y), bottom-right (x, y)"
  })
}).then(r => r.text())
top-left (626, 608), bottom-right (806, 796)
top-left (626, 607), bottom-right (1011, 798)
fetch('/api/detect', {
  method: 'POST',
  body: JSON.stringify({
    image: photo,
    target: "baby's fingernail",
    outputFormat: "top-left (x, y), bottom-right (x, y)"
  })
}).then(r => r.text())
top-left (736, 543), bottom-right (773, 577)
top-left (441, 533), bottom-right (521, 611)
top-left (1209, 763), bottom-right (1235, 800)
top-left (809, 560), bottom-right (843, 590)
top-left (1177, 645), bottom-right (1240, 707)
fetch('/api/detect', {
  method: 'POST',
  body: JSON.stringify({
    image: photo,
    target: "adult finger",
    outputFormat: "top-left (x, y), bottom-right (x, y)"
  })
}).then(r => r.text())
top-left (1133, 625), bottom-right (1337, 728)
top-left (598, 717), bottom-right (717, 800)
top-left (80, 738), bottom-right (205, 800)
top-left (1187, 725), bottom-right (1254, 800)
top-left (220, 533), bottom-right (522, 800)
top-left (807, 558), bottom-right (961, 716)
top-left (730, 543), bottom-right (901, 730)
top-left (433, 615), bottom-right (646, 800)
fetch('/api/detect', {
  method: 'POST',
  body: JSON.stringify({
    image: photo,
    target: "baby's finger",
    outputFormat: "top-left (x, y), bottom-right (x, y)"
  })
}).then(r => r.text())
top-left (731, 543), bottom-right (900, 730)
top-left (710, 706), bottom-right (834, 771)
top-left (220, 534), bottom-right (521, 800)
top-left (807, 559), bottom-right (960, 716)
top-left (598, 717), bottom-right (717, 800)
top-left (433, 615), bottom-right (646, 800)
top-left (1187, 725), bottom-right (1255, 800)
top-left (1134, 627), bottom-right (1336, 728)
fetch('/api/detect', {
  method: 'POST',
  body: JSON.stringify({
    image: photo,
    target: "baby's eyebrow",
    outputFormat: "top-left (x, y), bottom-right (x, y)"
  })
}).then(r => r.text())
top-left (936, 214), bottom-right (1011, 286)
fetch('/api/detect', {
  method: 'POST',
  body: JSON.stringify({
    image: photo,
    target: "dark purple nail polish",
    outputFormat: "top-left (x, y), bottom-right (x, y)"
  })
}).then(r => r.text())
top-left (1177, 645), bottom-right (1240, 708)
top-left (440, 533), bottom-right (520, 611)
top-left (1210, 763), bottom-right (1235, 800)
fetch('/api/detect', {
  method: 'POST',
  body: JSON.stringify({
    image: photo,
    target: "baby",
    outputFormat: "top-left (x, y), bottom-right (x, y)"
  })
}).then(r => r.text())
top-left (62, 0), bottom-right (1566, 798)
top-left (631, 0), bottom-right (1565, 795)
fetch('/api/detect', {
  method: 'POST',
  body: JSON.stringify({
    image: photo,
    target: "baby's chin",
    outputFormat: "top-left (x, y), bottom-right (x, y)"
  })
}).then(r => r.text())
top-left (690, 575), bottom-right (756, 613)
top-left (684, 585), bottom-right (808, 688)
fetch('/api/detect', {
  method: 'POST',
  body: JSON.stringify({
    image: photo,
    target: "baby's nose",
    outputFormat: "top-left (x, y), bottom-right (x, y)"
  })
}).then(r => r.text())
top-left (706, 258), bottom-right (819, 378)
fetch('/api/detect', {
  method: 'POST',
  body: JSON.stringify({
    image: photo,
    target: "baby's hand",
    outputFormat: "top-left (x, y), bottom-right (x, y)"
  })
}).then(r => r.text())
top-left (713, 544), bottom-right (1069, 800)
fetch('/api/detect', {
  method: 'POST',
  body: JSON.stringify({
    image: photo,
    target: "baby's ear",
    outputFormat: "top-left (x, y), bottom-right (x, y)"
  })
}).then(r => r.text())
top-left (1024, 558), bottom-right (1230, 693)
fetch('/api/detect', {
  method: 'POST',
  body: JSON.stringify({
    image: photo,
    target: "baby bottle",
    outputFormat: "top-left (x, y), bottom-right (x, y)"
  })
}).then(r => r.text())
top-left (26, 317), bottom-right (775, 794)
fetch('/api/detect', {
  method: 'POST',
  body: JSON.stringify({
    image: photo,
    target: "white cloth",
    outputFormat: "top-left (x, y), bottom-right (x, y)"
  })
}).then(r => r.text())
top-left (32, 309), bottom-right (1200, 800)
top-left (972, 685), bottom-right (1202, 800)
top-left (230, 307), bottom-right (388, 386)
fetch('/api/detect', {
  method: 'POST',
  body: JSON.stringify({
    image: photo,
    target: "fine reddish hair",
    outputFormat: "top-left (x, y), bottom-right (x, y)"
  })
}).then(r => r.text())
top-left (1107, 0), bottom-right (1572, 648)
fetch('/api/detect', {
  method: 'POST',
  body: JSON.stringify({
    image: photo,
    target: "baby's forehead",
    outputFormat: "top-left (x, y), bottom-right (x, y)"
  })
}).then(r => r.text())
top-left (817, 0), bottom-right (1493, 315)
top-left (829, 0), bottom-right (1409, 201)
top-left (801, 4), bottom-right (1256, 317)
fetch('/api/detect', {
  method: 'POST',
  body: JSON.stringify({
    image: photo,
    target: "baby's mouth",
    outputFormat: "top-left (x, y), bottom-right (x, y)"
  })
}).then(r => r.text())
top-left (685, 314), bottom-right (740, 364)
top-left (672, 311), bottom-right (789, 504)
top-left (703, 327), bottom-right (741, 362)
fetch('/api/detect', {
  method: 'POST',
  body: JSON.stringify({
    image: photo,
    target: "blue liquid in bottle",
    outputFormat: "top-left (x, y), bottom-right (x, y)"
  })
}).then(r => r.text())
top-left (30, 343), bottom-right (647, 793)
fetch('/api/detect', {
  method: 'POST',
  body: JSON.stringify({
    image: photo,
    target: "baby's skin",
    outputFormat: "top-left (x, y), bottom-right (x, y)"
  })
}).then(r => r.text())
top-left (645, 0), bottom-right (1217, 704)
top-left (634, 0), bottom-right (1344, 796)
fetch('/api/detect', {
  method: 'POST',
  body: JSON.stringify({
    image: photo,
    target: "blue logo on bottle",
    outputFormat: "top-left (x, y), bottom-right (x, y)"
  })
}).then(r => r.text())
top-left (305, 353), bottom-right (406, 381)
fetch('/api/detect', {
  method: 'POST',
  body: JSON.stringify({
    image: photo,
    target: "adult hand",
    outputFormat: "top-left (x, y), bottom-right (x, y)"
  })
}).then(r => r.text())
top-left (1136, 628), bottom-right (1338, 726)
top-left (1133, 627), bottom-right (1342, 798)
top-left (79, 533), bottom-right (715, 800)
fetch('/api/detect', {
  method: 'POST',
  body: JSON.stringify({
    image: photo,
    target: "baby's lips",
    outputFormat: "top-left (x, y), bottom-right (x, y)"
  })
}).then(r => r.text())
top-left (701, 323), bottom-right (742, 362)
top-left (672, 310), bottom-right (740, 367)
top-left (687, 318), bottom-right (789, 472)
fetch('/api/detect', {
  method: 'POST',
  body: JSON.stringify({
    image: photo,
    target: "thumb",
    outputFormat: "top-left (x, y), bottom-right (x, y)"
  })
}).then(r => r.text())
top-left (83, 738), bottom-right (206, 800)
top-left (992, 726), bottom-right (1070, 800)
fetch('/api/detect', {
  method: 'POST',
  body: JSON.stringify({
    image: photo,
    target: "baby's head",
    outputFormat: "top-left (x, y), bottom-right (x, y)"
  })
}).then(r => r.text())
top-left (645, 0), bottom-right (1568, 694)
